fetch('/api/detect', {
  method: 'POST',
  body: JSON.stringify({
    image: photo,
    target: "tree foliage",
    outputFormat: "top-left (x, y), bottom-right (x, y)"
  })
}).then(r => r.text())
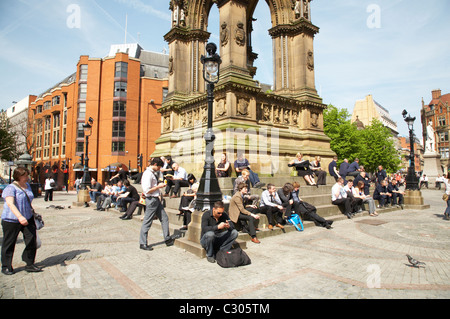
top-left (324, 104), bottom-right (401, 174)
top-left (0, 116), bottom-right (19, 161)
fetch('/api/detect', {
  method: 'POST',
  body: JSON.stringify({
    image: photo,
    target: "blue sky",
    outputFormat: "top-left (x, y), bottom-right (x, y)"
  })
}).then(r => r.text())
top-left (0, 0), bottom-right (449, 137)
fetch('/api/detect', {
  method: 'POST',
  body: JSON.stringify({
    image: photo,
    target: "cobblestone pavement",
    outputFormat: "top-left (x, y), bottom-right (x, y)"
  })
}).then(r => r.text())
top-left (0, 189), bottom-right (449, 300)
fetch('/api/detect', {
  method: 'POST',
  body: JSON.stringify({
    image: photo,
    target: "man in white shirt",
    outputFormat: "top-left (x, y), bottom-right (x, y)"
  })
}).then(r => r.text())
top-left (164, 162), bottom-right (190, 198)
top-left (140, 158), bottom-right (174, 251)
top-left (331, 177), bottom-right (353, 219)
top-left (259, 184), bottom-right (284, 230)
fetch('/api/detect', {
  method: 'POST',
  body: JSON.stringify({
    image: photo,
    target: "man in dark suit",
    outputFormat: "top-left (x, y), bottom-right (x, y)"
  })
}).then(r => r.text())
top-left (388, 179), bottom-right (404, 208)
top-left (328, 156), bottom-right (340, 181)
top-left (376, 165), bottom-right (387, 185)
top-left (339, 159), bottom-right (350, 184)
top-left (373, 180), bottom-right (391, 207)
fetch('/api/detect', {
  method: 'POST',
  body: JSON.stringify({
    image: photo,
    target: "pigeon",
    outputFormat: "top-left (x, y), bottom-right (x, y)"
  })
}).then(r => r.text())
top-left (406, 254), bottom-right (426, 268)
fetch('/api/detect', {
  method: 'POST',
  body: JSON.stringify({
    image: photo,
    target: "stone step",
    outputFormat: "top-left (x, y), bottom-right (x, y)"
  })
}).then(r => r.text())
top-left (100, 200), bottom-right (417, 258)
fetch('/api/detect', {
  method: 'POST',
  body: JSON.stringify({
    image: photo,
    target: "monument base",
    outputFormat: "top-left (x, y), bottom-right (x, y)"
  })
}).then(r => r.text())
top-left (404, 189), bottom-right (430, 210)
top-left (72, 189), bottom-right (90, 207)
top-left (174, 210), bottom-right (247, 258)
top-left (422, 151), bottom-right (442, 185)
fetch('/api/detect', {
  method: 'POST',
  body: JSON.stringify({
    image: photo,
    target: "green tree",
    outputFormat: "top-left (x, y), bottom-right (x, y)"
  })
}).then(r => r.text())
top-left (323, 104), bottom-right (361, 164)
top-left (324, 104), bottom-right (401, 174)
top-left (0, 116), bottom-right (18, 161)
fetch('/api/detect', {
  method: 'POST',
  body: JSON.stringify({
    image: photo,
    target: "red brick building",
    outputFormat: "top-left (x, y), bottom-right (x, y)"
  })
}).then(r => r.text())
top-left (28, 44), bottom-right (168, 188)
top-left (421, 89), bottom-right (450, 172)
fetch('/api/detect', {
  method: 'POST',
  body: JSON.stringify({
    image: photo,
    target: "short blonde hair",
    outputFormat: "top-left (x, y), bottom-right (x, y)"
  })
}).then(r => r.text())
top-left (241, 169), bottom-right (250, 176)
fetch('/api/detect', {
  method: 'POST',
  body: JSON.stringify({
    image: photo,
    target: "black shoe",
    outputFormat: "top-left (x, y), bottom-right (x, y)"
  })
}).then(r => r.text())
top-left (206, 256), bottom-right (216, 263)
top-left (119, 214), bottom-right (127, 219)
top-left (25, 264), bottom-right (42, 273)
top-left (1, 267), bottom-right (14, 275)
top-left (165, 237), bottom-right (175, 246)
top-left (140, 244), bottom-right (153, 251)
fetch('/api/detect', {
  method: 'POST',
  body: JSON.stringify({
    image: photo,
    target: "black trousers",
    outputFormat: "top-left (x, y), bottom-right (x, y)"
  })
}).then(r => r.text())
top-left (314, 171), bottom-right (327, 185)
top-left (124, 200), bottom-right (144, 217)
top-left (391, 193), bottom-right (404, 205)
top-left (44, 189), bottom-right (53, 201)
top-left (294, 201), bottom-right (328, 227)
top-left (237, 213), bottom-right (259, 237)
top-left (260, 205), bottom-right (283, 226)
top-left (332, 198), bottom-right (352, 215)
top-left (165, 179), bottom-right (190, 195)
top-left (1, 218), bottom-right (37, 270)
top-left (373, 194), bottom-right (389, 206)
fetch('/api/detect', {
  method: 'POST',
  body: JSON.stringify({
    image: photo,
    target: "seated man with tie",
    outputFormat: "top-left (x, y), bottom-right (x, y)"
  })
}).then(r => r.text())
top-left (259, 184), bottom-right (284, 230)
top-left (388, 179), bottom-right (404, 208)
top-left (331, 177), bottom-right (353, 219)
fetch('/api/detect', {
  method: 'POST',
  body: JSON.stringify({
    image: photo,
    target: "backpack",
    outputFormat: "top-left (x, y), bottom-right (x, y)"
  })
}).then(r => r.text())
top-left (287, 213), bottom-right (304, 231)
top-left (216, 247), bottom-right (251, 268)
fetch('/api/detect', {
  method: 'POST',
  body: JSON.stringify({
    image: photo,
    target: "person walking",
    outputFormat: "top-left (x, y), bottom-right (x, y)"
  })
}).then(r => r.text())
top-left (1, 167), bottom-right (42, 275)
top-left (139, 158), bottom-right (174, 251)
top-left (44, 175), bottom-right (55, 202)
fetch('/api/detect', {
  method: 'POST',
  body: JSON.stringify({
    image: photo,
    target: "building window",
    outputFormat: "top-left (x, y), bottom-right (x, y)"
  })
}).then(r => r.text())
top-left (438, 116), bottom-right (446, 126)
top-left (440, 147), bottom-right (449, 159)
top-left (114, 81), bottom-right (127, 98)
top-left (76, 142), bottom-right (84, 153)
top-left (79, 64), bottom-right (88, 81)
top-left (112, 142), bottom-right (125, 152)
top-left (52, 96), bottom-right (61, 106)
top-left (77, 122), bottom-right (85, 139)
top-left (113, 101), bottom-right (126, 117)
top-left (115, 62), bottom-right (128, 78)
top-left (112, 121), bottom-right (126, 138)
top-left (78, 83), bottom-right (87, 100)
top-left (78, 102), bottom-right (86, 120)
top-left (163, 87), bottom-right (168, 102)
top-left (43, 101), bottom-right (51, 110)
top-left (439, 132), bottom-right (449, 142)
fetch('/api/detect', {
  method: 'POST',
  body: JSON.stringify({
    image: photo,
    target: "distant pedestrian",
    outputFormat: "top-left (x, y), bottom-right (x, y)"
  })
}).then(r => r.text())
top-left (44, 175), bottom-right (55, 201)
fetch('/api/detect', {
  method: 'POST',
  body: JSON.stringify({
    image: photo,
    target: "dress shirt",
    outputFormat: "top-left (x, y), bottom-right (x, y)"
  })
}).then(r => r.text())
top-left (260, 190), bottom-right (281, 207)
top-left (141, 167), bottom-right (161, 197)
top-left (331, 183), bottom-right (347, 201)
top-left (174, 167), bottom-right (188, 180)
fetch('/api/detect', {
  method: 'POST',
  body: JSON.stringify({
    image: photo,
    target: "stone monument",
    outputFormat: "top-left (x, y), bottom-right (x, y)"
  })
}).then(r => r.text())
top-left (422, 120), bottom-right (442, 185)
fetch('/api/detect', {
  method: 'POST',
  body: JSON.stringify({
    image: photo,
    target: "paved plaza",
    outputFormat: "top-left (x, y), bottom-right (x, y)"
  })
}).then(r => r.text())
top-left (0, 188), bottom-right (449, 301)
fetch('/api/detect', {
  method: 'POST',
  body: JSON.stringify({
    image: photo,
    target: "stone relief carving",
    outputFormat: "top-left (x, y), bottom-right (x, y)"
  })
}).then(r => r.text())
top-left (311, 112), bottom-right (319, 128)
top-left (180, 113), bottom-right (186, 128)
top-left (235, 22), bottom-right (246, 46)
top-left (201, 107), bottom-right (207, 123)
top-left (237, 99), bottom-right (249, 116)
top-left (220, 22), bottom-right (229, 47)
top-left (169, 56), bottom-right (174, 75)
top-left (216, 99), bottom-right (226, 118)
top-left (307, 50), bottom-right (314, 71)
top-left (284, 109), bottom-right (290, 125)
top-left (163, 116), bottom-right (171, 132)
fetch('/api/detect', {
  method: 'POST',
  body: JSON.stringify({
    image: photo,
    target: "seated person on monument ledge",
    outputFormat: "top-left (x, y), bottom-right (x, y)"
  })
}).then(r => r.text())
top-left (309, 156), bottom-right (327, 185)
top-left (288, 153), bottom-right (317, 186)
top-left (346, 158), bottom-right (362, 178)
top-left (163, 162), bottom-right (190, 198)
top-left (353, 180), bottom-right (378, 217)
top-left (178, 182), bottom-right (199, 231)
top-left (228, 182), bottom-right (261, 244)
top-left (388, 179), bottom-right (404, 209)
top-left (233, 169), bottom-right (259, 206)
top-left (343, 179), bottom-right (363, 215)
top-left (233, 152), bottom-right (265, 188)
top-left (216, 153), bottom-right (231, 178)
top-left (259, 184), bottom-right (285, 230)
top-left (331, 177), bottom-right (353, 219)
top-left (373, 179), bottom-right (392, 208)
top-left (291, 182), bottom-right (333, 229)
top-left (200, 201), bottom-right (239, 263)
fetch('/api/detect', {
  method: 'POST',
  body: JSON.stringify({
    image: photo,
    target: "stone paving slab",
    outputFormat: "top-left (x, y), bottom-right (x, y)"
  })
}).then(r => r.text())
top-left (0, 189), bottom-right (449, 302)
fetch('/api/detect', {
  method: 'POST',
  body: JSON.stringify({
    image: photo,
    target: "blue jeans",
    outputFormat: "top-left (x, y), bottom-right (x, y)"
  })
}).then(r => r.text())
top-left (445, 199), bottom-right (450, 215)
top-left (200, 229), bottom-right (238, 258)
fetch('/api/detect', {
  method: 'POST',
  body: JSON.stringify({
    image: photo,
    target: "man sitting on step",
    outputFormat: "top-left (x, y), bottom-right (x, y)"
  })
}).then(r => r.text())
top-left (228, 182), bottom-right (261, 243)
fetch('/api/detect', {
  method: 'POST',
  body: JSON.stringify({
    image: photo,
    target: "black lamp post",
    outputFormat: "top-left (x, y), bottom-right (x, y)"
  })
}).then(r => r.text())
top-left (81, 117), bottom-right (94, 190)
top-left (195, 43), bottom-right (223, 211)
top-left (402, 110), bottom-right (419, 190)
